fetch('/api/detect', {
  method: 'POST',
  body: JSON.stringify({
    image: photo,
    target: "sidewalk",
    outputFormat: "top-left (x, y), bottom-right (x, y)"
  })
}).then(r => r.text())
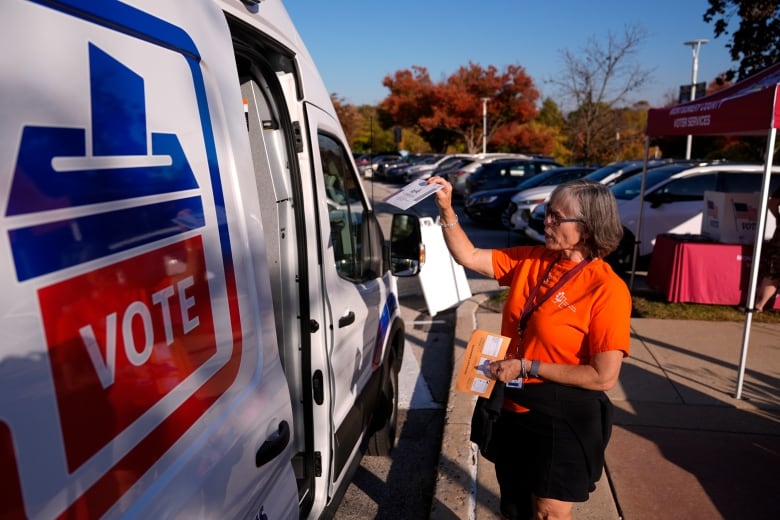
top-left (431, 292), bottom-right (780, 520)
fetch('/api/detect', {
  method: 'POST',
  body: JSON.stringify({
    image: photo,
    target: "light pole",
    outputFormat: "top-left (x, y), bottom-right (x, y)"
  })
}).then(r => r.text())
top-left (481, 97), bottom-right (489, 154)
top-left (683, 39), bottom-right (708, 159)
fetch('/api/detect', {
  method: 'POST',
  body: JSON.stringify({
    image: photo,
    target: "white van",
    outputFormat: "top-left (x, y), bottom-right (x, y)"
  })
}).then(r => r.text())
top-left (0, 1), bottom-right (423, 518)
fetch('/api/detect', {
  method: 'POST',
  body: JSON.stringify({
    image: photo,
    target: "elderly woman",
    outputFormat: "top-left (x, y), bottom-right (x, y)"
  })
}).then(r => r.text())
top-left (427, 177), bottom-right (631, 520)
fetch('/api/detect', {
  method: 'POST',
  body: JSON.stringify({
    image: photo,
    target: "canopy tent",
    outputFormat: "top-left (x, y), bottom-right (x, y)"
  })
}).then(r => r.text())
top-left (636, 62), bottom-right (780, 399)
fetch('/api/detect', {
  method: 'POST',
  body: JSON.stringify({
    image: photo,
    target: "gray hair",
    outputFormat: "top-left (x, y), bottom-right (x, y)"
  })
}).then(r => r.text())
top-left (549, 180), bottom-right (623, 258)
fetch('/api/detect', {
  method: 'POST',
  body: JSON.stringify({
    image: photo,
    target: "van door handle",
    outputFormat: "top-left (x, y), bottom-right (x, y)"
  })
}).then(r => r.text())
top-left (255, 420), bottom-right (290, 468)
top-left (338, 311), bottom-right (355, 328)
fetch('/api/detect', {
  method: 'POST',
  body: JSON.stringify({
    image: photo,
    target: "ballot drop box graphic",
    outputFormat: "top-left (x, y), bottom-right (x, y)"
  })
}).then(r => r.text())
top-left (702, 191), bottom-right (762, 244)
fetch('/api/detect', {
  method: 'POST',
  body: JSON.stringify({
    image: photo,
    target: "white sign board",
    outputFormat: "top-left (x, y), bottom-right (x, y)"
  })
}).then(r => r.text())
top-left (418, 217), bottom-right (472, 316)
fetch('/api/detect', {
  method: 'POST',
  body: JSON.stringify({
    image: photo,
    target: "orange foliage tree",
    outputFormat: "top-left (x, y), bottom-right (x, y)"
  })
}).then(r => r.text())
top-left (380, 63), bottom-right (542, 153)
top-left (331, 94), bottom-right (360, 145)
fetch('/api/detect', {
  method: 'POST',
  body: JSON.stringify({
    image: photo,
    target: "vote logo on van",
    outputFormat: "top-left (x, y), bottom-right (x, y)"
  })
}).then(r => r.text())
top-left (38, 237), bottom-right (217, 472)
top-left (6, 39), bottom-right (242, 477)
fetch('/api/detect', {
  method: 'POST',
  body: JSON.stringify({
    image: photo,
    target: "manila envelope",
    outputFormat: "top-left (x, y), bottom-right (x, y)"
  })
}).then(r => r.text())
top-left (455, 329), bottom-right (511, 397)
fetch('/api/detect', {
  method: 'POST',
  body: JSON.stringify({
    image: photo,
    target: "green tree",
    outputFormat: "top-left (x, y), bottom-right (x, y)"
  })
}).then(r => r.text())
top-left (345, 105), bottom-right (396, 153)
top-left (537, 97), bottom-right (566, 128)
top-left (704, 0), bottom-right (780, 81)
top-left (535, 98), bottom-right (571, 164)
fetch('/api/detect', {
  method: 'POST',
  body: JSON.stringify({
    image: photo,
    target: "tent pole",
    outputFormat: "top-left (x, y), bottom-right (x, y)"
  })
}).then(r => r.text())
top-left (629, 138), bottom-right (651, 291)
top-left (736, 128), bottom-right (777, 399)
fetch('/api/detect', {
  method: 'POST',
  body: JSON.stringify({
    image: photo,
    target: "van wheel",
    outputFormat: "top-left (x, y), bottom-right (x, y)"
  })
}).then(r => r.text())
top-left (367, 352), bottom-right (399, 456)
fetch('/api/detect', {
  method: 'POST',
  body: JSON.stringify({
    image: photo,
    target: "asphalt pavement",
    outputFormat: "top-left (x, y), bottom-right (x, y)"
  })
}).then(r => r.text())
top-left (429, 281), bottom-right (780, 520)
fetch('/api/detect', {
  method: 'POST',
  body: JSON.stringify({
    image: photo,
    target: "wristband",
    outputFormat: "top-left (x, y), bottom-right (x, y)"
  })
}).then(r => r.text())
top-left (529, 359), bottom-right (540, 378)
top-left (439, 215), bottom-right (458, 228)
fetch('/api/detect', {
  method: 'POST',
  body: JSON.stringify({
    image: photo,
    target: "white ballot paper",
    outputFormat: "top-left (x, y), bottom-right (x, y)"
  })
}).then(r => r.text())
top-left (383, 179), bottom-right (442, 210)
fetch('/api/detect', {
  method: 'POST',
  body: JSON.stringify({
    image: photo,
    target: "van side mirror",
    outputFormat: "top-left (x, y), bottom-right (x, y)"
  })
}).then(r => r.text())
top-left (389, 213), bottom-right (424, 277)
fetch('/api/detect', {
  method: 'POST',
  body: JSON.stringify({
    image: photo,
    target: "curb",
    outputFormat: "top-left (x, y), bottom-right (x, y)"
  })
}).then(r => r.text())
top-left (430, 296), bottom-right (482, 519)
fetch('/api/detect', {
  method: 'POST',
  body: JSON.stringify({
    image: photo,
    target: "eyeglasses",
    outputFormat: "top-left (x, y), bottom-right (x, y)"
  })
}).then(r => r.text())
top-left (544, 206), bottom-right (585, 226)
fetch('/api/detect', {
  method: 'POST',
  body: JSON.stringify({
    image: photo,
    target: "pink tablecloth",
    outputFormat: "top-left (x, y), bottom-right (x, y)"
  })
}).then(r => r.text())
top-left (646, 234), bottom-right (779, 306)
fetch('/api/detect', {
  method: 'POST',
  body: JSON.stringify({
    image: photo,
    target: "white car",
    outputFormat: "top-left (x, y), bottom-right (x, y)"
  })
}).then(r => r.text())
top-left (611, 163), bottom-right (780, 267)
top-left (511, 161), bottom-right (665, 235)
top-left (523, 162), bottom-right (780, 269)
top-left (508, 184), bottom-right (559, 232)
top-left (402, 153), bottom-right (472, 182)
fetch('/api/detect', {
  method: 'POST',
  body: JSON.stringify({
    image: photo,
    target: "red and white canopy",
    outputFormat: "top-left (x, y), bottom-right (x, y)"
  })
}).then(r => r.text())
top-left (640, 61), bottom-right (780, 399)
top-left (646, 61), bottom-right (780, 137)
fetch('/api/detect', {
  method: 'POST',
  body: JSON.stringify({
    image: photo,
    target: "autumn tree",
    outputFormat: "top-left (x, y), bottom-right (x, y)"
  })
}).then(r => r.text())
top-left (380, 63), bottom-right (540, 153)
top-left (548, 24), bottom-right (652, 164)
top-left (488, 98), bottom-right (566, 158)
top-left (491, 97), bottom-right (571, 159)
top-left (491, 121), bottom-right (557, 157)
top-left (378, 66), bottom-right (455, 151)
top-left (614, 102), bottom-right (650, 161)
top-left (331, 94), bottom-right (360, 145)
top-left (704, 0), bottom-right (780, 81)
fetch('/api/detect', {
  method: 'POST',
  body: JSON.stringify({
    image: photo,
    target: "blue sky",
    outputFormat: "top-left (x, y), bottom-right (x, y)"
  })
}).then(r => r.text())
top-left (284, 0), bottom-right (734, 109)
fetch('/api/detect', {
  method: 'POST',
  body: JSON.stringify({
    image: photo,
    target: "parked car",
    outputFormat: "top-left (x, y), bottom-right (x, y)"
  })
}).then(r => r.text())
top-left (463, 157), bottom-right (562, 198)
top-left (466, 166), bottom-right (595, 228)
top-left (354, 153), bottom-right (372, 169)
top-left (502, 166), bottom-right (597, 231)
top-left (377, 153), bottom-right (441, 182)
top-left (358, 152), bottom-right (403, 178)
top-left (588, 159), bottom-right (683, 186)
top-left (402, 153), bottom-right (473, 183)
top-left (508, 161), bottom-right (674, 234)
top-left (447, 153), bottom-right (532, 199)
top-left (609, 162), bottom-right (780, 268)
top-left (431, 156), bottom-right (476, 181)
top-left (525, 162), bottom-right (780, 270)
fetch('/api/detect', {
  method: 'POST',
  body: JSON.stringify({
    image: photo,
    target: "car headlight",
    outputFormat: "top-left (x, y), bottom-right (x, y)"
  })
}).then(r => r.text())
top-left (518, 198), bottom-right (546, 206)
top-left (470, 195), bottom-right (498, 205)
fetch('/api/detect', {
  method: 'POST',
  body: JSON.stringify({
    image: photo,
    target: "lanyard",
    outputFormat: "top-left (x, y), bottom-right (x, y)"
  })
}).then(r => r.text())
top-left (516, 256), bottom-right (592, 340)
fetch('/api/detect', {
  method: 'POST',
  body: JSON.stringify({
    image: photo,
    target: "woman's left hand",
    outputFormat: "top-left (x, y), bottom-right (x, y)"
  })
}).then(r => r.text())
top-left (487, 359), bottom-right (522, 382)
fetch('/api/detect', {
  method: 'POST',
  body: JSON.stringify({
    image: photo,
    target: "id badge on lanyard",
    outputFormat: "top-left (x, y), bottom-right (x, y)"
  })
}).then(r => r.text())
top-left (507, 377), bottom-right (523, 389)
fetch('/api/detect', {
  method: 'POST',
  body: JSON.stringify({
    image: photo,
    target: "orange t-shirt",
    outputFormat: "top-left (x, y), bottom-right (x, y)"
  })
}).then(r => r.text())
top-left (492, 246), bottom-right (631, 411)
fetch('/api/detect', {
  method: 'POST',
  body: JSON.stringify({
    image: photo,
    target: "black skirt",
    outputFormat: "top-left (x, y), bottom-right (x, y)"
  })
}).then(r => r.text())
top-left (495, 383), bottom-right (613, 507)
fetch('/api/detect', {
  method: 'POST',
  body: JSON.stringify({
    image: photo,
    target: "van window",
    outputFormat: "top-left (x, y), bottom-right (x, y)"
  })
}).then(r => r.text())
top-left (319, 133), bottom-right (372, 281)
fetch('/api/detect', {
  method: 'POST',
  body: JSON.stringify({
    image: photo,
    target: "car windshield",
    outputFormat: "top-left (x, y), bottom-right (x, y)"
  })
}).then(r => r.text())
top-left (584, 162), bottom-right (638, 182)
top-left (610, 164), bottom-right (696, 200)
top-left (512, 168), bottom-right (567, 191)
